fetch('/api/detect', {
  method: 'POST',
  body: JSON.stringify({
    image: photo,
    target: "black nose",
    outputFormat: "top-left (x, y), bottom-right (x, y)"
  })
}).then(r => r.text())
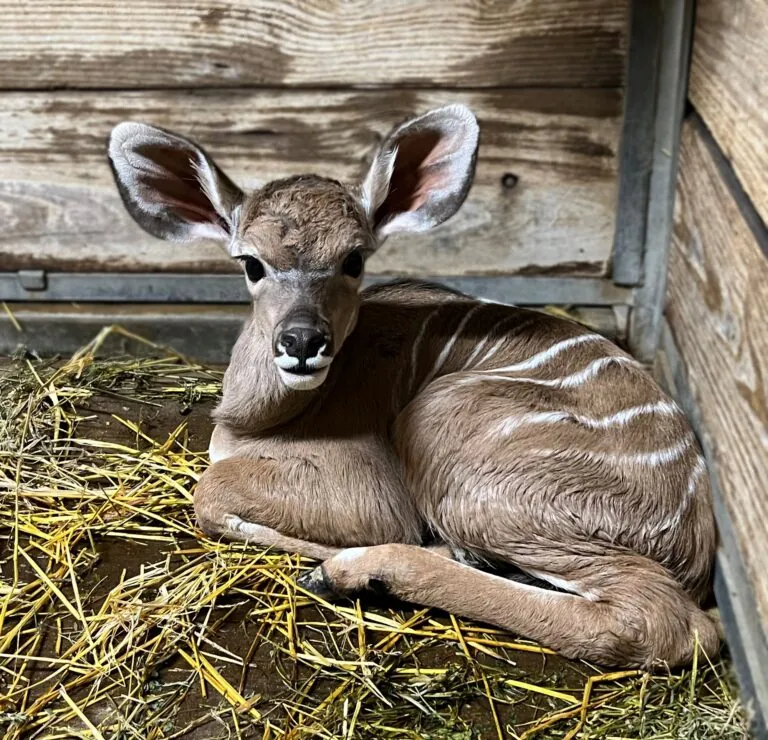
top-left (278, 327), bottom-right (328, 361)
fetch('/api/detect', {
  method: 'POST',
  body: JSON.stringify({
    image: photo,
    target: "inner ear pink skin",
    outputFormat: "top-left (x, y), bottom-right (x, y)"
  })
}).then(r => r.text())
top-left (375, 130), bottom-right (442, 222)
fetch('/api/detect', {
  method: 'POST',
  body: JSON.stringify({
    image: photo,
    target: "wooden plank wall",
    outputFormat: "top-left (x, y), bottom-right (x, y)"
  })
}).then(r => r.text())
top-left (0, 1), bottom-right (628, 278)
top-left (668, 121), bottom-right (768, 624)
top-left (664, 0), bottom-right (768, 729)
top-left (688, 0), bottom-right (768, 227)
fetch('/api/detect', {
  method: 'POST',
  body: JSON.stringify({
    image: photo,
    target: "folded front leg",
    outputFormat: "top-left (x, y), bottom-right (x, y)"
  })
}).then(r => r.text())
top-left (194, 458), bottom-right (342, 560)
top-left (194, 455), bottom-right (421, 560)
top-left (220, 515), bottom-right (341, 561)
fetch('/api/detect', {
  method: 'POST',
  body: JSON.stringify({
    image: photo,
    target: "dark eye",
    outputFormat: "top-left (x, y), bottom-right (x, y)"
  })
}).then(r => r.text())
top-left (342, 249), bottom-right (364, 278)
top-left (240, 256), bottom-right (265, 283)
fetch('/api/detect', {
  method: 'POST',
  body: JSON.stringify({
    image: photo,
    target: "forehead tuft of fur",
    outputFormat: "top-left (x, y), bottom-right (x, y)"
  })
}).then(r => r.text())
top-left (240, 175), bottom-right (371, 270)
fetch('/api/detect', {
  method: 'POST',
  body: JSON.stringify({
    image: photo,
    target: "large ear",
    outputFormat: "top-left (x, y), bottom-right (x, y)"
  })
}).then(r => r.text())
top-left (108, 122), bottom-right (244, 244)
top-left (360, 104), bottom-right (479, 241)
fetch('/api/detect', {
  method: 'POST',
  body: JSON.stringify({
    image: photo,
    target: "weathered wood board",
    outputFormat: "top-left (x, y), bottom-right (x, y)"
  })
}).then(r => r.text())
top-left (0, 89), bottom-right (621, 276)
top-left (666, 120), bottom-right (768, 627)
top-left (0, 0), bottom-right (627, 89)
top-left (689, 0), bottom-right (768, 225)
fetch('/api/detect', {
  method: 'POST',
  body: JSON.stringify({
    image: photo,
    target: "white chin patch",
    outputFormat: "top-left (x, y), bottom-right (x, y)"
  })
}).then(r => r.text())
top-left (276, 365), bottom-right (330, 391)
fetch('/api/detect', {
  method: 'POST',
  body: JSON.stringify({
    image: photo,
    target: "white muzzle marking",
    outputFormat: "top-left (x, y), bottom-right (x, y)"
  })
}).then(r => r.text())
top-left (274, 348), bottom-right (333, 391)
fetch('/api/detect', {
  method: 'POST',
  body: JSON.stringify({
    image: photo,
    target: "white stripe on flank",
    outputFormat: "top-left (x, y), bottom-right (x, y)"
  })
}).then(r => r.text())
top-left (425, 304), bottom-right (483, 383)
top-left (674, 455), bottom-right (707, 519)
top-left (611, 437), bottom-right (693, 466)
top-left (474, 335), bottom-right (508, 368)
top-left (460, 332), bottom-right (493, 370)
top-left (647, 455), bottom-right (707, 538)
top-left (537, 436), bottom-right (693, 467)
top-left (673, 454), bottom-right (708, 517)
top-left (495, 400), bottom-right (680, 436)
top-left (463, 355), bottom-right (639, 389)
top-left (579, 400), bottom-right (679, 428)
top-left (496, 411), bottom-right (571, 436)
top-left (687, 455), bottom-right (707, 493)
top-left (480, 334), bottom-right (605, 374)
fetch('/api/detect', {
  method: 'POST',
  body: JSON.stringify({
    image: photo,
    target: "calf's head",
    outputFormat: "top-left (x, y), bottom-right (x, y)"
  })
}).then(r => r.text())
top-left (108, 105), bottom-right (479, 390)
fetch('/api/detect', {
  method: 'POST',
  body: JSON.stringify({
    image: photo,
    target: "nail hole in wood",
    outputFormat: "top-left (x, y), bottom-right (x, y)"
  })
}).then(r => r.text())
top-left (501, 173), bottom-right (519, 189)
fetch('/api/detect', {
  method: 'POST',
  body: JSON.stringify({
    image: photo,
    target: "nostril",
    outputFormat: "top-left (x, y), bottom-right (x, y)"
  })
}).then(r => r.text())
top-left (279, 331), bottom-right (298, 354)
top-left (305, 333), bottom-right (326, 358)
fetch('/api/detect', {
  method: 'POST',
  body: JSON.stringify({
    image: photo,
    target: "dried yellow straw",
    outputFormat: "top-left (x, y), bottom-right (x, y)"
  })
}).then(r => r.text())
top-left (0, 326), bottom-right (749, 738)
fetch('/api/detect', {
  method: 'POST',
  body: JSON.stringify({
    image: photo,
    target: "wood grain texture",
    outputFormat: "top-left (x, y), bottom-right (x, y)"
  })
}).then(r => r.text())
top-left (689, 0), bottom-right (768, 225)
top-left (0, 88), bottom-right (621, 276)
top-left (0, 0), bottom-right (628, 90)
top-left (666, 120), bottom-right (768, 626)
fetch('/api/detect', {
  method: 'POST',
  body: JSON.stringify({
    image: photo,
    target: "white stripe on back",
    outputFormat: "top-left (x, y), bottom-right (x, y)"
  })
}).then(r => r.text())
top-left (477, 297), bottom-right (516, 306)
top-left (462, 355), bottom-right (639, 389)
top-left (479, 334), bottom-right (605, 374)
top-left (425, 304), bottom-right (483, 383)
top-left (409, 306), bottom-right (442, 392)
top-left (460, 313), bottom-right (523, 371)
top-left (467, 316), bottom-right (537, 370)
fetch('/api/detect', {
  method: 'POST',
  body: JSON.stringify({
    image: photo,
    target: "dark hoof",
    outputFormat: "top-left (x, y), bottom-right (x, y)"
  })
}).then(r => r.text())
top-left (296, 566), bottom-right (337, 598)
top-left (367, 578), bottom-right (390, 598)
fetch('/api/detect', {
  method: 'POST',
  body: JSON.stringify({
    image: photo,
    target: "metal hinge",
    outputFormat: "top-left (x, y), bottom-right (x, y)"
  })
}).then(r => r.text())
top-left (17, 269), bottom-right (47, 291)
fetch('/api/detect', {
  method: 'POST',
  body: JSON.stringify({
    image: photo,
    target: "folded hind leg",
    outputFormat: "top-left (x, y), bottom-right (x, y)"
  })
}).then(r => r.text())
top-left (307, 543), bottom-right (719, 668)
top-left (373, 378), bottom-right (720, 666)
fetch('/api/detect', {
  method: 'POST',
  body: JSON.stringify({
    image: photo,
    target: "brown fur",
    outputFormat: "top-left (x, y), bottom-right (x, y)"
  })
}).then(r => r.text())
top-left (240, 176), bottom-right (372, 270)
top-left (197, 280), bottom-right (719, 669)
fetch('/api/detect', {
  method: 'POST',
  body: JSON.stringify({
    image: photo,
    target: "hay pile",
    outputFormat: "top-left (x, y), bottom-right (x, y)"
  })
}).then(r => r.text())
top-left (0, 326), bottom-right (750, 738)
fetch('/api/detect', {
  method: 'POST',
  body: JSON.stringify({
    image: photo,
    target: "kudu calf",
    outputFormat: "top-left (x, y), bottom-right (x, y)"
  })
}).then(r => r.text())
top-left (108, 105), bottom-right (719, 668)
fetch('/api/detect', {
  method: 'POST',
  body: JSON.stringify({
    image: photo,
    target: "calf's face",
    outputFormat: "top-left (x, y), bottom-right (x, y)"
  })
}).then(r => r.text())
top-left (233, 176), bottom-right (370, 390)
top-left (107, 104), bottom-right (479, 390)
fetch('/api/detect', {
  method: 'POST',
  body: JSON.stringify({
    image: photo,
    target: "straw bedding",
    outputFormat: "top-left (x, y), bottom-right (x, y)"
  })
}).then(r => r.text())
top-left (0, 325), bottom-right (750, 738)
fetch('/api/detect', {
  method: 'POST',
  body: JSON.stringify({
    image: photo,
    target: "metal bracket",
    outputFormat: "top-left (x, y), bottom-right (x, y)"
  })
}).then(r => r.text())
top-left (16, 269), bottom-right (47, 291)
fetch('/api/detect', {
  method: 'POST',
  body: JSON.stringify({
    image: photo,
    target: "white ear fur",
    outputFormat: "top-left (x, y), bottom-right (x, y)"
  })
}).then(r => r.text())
top-left (360, 104), bottom-right (479, 242)
top-left (360, 145), bottom-right (397, 218)
top-left (108, 121), bottom-right (243, 245)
